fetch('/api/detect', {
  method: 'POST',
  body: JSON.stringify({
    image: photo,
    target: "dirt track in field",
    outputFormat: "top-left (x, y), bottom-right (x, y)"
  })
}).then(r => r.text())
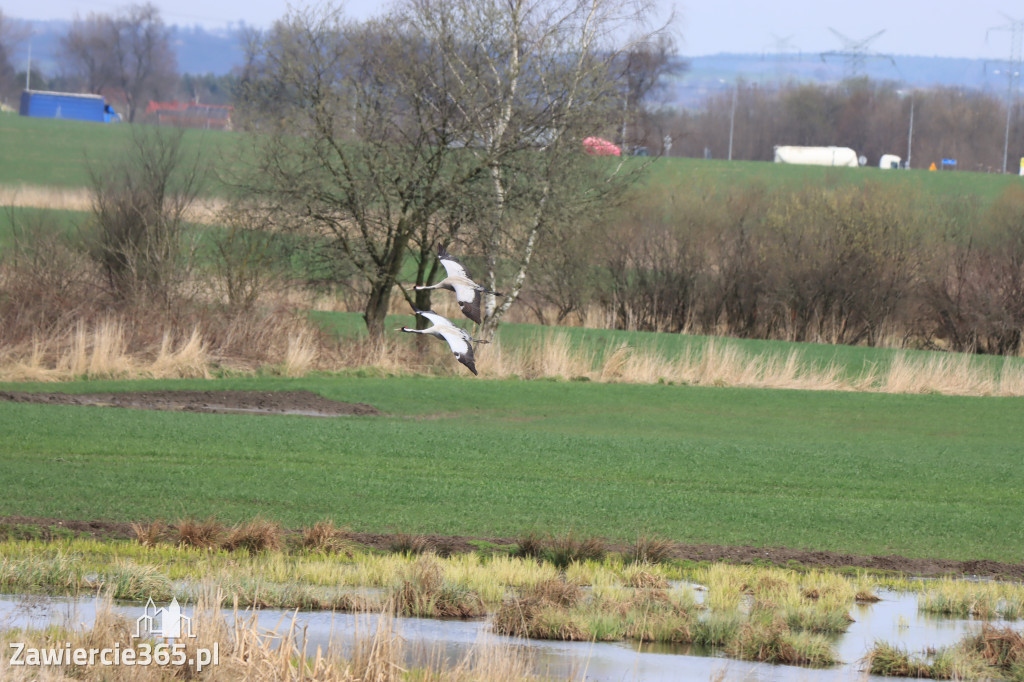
top-left (1, 389), bottom-right (1021, 579)
top-left (0, 389), bottom-right (380, 417)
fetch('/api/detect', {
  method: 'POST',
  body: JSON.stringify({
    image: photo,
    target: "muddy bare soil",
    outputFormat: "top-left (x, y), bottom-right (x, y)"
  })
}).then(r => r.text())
top-left (2, 515), bottom-right (1022, 579)
top-left (0, 390), bottom-right (380, 417)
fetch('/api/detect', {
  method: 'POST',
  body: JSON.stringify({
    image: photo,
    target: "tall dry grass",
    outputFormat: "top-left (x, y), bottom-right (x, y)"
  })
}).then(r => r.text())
top-left (5, 313), bottom-right (1024, 397)
top-left (0, 183), bottom-right (225, 223)
top-left (0, 587), bottom-right (544, 681)
top-left (473, 332), bottom-right (1024, 397)
top-left (0, 311), bottom-right (337, 382)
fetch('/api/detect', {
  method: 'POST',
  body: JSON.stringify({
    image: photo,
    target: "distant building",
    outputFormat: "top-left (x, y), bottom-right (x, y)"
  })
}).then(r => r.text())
top-left (145, 100), bottom-right (233, 130)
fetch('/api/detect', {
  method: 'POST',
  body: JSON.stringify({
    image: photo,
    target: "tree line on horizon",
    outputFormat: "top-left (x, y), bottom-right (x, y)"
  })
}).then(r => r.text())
top-left (4, 2), bottom-right (1024, 359)
top-left (637, 76), bottom-right (1024, 173)
top-left (3, 3), bottom-right (1024, 174)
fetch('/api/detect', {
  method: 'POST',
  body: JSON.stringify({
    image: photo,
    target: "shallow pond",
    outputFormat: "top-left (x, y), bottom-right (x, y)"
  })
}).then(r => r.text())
top-left (0, 588), bottom-right (1016, 681)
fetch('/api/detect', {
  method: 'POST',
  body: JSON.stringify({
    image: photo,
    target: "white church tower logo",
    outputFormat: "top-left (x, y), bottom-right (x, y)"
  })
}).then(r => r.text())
top-left (133, 598), bottom-right (195, 639)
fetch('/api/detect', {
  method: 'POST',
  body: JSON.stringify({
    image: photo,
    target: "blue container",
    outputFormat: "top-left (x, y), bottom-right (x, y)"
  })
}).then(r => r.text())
top-left (19, 90), bottom-right (119, 123)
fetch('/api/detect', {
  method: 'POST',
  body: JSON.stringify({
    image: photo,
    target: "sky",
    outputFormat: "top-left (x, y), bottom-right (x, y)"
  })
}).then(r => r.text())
top-left (4, 0), bottom-right (1024, 61)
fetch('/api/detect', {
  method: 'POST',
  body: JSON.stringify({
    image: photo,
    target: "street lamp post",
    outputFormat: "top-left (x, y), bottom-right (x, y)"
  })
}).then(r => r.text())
top-left (1004, 75), bottom-right (1018, 174)
top-left (719, 78), bottom-right (738, 161)
top-left (994, 68), bottom-right (1020, 174)
top-left (728, 82), bottom-right (737, 161)
top-left (897, 89), bottom-right (915, 169)
top-left (906, 94), bottom-right (914, 169)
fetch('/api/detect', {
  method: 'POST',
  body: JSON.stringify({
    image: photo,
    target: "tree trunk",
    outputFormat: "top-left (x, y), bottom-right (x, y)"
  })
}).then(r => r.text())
top-left (364, 279), bottom-right (394, 342)
top-left (414, 287), bottom-right (434, 328)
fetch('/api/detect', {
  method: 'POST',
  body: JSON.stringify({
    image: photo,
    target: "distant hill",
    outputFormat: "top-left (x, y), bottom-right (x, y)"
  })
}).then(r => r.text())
top-left (9, 18), bottom-right (1006, 108)
top-left (670, 53), bottom-right (1001, 107)
top-left (10, 20), bottom-right (246, 78)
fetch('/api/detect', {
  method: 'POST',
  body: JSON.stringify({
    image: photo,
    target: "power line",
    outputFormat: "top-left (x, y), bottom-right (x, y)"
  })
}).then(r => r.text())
top-left (819, 27), bottom-right (895, 79)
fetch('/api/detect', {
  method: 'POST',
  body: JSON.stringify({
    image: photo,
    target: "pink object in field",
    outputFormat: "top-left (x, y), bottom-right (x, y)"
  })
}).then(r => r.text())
top-left (583, 136), bottom-right (621, 156)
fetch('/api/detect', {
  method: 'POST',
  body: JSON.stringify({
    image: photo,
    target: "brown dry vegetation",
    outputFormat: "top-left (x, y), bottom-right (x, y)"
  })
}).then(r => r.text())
top-left (0, 184), bottom-right (227, 224)
top-left (525, 180), bottom-right (1024, 356)
top-left (8, 173), bottom-right (1024, 395)
top-left (867, 623), bottom-right (1024, 680)
top-left (0, 589), bottom-right (540, 681)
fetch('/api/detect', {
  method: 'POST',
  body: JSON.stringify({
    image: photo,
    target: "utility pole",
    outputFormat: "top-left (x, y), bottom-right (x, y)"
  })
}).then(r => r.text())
top-left (988, 15), bottom-right (1024, 174)
top-left (728, 82), bottom-right (737, 161)
top-left (906, 95), bottom-right (914, 169)
top-left (718, 78), bottom-right (738, 160)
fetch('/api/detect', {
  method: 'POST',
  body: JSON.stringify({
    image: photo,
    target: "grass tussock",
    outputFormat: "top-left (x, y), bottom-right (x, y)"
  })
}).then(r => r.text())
top-left (389, 533), bottom-right (435, 556)
top-left (730, 618), bottom-right (838, 667)
top-left (542, 532), bottom-right (607, 569)
top-left (393, 555), bottom-right (487, 619)
top-left (492, 578), bottom-right (585, 639)
top-left (0, 552), bottom-right (85, 593)
top-left (629, 533), bottom-right (676, 565)
top-left (512, 531), bottom-right (546, 560)
top-left (174, 516), bottom-right (225, 550)
top-left (221, 517), bottom-right (283, 553)
top-left (301, 519), bottom-right (355, 556)
top-left (692, 611), bottom-right (743, 647)
top-left (918, 576), bottom-right (1024, 620)
top-left (964, 624), bottom-right (1024, 671)
top-left (780, 603), bottom-right (854, 633)
top-left (865, 641), bottom-right (935, 678)
top-left (622, 566), bottom-right (669, 590)
top-left (867, 624), bottom-right (1024, 680)
top-left (130, 519), bottom-right (166, 548)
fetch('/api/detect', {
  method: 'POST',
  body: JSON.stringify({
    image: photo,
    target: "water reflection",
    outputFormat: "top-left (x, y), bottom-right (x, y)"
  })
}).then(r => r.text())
top-left (0, 589), bottom-right (1015, 682)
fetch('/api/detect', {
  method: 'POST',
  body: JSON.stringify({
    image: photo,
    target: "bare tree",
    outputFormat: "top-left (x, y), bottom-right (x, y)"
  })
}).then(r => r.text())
top-left (399, 0), bottom-right (673, 338)
top-left (84, 126), bottom-right (204, 308)
top-left (60, 3), bottom-right (176, 121)
top-left (615, 33), bottom-right (681, 150)
top-left (236, 6), bottom-right (493, 339)
top-left (236, 0), bottom-right (670, 339)
top-left (0, 10), bottom-right (30, 104)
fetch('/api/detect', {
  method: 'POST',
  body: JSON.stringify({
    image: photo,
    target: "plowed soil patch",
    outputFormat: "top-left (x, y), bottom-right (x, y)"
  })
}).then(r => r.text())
top-left (0, 390), bottom-right (380, 417)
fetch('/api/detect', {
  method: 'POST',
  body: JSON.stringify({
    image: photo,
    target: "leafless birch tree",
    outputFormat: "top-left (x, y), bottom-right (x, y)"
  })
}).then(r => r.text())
top-left (400, 0), bottom-right (672, 337)
top-left (237, 0), bottom-right (671, 340)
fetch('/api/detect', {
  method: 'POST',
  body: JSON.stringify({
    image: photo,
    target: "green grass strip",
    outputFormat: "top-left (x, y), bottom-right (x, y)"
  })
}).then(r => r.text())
top-left (1, 375), bottom-right (1022, 563)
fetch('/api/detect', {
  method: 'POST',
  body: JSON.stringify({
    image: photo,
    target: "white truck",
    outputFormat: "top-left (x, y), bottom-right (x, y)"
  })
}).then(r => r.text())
top-left (773, 145), bottom-right (860, 167)
top-left (878, 154), bottom-right (902, 169)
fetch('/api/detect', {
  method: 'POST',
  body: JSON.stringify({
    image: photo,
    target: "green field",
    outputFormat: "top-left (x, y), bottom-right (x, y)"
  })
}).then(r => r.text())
top-left (2, 113), bottom-right (1018, 208)
top-left (2, 374), bottom-right (1021, 563)
top-left (3, 113), bottom-right (1024, 570)
top-left (0, 113), bottom-right (237, 192)
top-left (647, 153), bottom-right (1021, 207)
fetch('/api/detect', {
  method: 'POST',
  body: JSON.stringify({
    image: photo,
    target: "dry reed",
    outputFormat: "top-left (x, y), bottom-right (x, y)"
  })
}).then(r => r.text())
top-left (0, 183), bottom-right (224, 223)
top-left (0, 585), bottom-right (544, 681)
top-left (3, 271), bottom-right (1024, 396)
